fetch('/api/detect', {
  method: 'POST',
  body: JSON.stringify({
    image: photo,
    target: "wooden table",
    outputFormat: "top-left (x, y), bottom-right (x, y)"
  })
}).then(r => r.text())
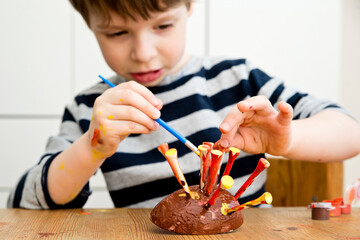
top-left (0, 207), bottom-right (359, 239)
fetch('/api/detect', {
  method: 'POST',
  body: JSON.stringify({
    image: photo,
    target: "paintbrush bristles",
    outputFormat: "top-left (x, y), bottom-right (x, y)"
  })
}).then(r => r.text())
top-left (233, 158), bottom-right (270, 200)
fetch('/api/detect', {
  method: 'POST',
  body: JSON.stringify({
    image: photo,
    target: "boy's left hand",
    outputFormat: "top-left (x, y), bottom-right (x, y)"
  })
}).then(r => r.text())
top-left (219, 96), bottom-right (293, 156)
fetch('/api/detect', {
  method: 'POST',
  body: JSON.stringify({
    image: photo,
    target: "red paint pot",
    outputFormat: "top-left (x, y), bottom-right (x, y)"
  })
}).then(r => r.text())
top-left (331, 198), bottom-right (351, 215)
top-left (323, 200), bottom-right (341, 217)
top-left (340, 204), bottom-right (351, 214)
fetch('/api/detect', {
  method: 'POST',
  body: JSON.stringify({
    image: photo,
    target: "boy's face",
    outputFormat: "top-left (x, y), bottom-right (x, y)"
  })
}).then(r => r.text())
top-left (89, 4), bottom-right (192, 87)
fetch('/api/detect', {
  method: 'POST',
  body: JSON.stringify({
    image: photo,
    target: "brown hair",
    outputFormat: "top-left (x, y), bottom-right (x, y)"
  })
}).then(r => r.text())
top-left (69, 0), bottom-right (192, 26)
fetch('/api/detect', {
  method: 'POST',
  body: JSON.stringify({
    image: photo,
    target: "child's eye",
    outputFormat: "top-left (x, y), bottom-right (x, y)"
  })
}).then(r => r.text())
top-left (107, 31), bottom-right (127, 37)
top-left (157, 24), bottom-right (173, 30)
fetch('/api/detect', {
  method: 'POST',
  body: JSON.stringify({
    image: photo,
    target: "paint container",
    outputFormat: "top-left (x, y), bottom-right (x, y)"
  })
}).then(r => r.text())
top-left (333, 197), bottom-right (351, 215)
top-left (309, 202), bottom-right (332, 220)
top-left (323, 200), bottom-right (341, 217)
top-left (340, 204), bottom-right (351, 214)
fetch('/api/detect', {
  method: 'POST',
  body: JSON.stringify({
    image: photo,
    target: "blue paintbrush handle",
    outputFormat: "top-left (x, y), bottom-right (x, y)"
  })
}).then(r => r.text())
top-left (154, 118), bottom-right (186, 143)
top-left (98, 75), bottom-right (199, 155)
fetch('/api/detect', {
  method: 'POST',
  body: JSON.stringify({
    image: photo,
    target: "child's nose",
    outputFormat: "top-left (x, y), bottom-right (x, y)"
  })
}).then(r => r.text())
top-left (130, 35), bottom-right (157, 63)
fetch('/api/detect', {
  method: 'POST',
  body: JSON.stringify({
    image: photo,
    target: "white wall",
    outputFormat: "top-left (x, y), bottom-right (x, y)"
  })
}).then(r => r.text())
top-left (342, 0), bottom-right (360, 207)
top-left (0, 0), bottom-right (359, 208)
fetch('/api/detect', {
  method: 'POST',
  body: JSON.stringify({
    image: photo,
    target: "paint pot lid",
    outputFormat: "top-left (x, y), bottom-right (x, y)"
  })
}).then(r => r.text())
top-left (310, 202), bottom-right (332, 209)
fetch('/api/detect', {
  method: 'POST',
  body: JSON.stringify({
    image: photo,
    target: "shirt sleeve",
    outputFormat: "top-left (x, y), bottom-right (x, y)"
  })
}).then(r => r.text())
top-left (7, 100), bottom-right (92, 209)
top-left (244, 60), bottom-right (350, 119)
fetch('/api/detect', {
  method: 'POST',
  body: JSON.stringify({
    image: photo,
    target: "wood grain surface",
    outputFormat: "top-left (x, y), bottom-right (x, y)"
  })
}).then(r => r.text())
top-left (0, 207), bottom-right (358, 239)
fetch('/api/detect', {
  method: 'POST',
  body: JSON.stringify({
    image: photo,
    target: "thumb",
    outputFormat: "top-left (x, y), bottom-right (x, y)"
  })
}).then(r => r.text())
top-left (277, 101), bottom-right (293, 126)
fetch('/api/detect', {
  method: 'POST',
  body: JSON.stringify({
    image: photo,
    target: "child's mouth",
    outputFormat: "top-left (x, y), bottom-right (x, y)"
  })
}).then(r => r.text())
top-left (130, 69), bottom-right (163, 84)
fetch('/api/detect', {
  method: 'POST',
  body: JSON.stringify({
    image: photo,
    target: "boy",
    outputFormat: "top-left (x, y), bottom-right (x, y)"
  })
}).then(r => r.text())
top-left (8, 0), bottom-right (360, 209)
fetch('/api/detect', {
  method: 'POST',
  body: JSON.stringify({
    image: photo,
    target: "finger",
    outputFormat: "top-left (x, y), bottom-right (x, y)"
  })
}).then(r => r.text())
top-left (277, 101), bottom-right (293, 126)
top-left (102, 87), bottom-right (161, 120)
top-left (237, 95), bottom-right (273, 114)
top-left (98, 104), bottom-right (160, 131)
top-left (219, 127), bottom-right (240, 148)
top-left (219, 105), bottom-right (245, 134)
top-left (219, 104), bottom-right (246, 148)
top-left (109, 119), bottom-right (155, 135)
top-left (116, 81), bottom-right (161, 108)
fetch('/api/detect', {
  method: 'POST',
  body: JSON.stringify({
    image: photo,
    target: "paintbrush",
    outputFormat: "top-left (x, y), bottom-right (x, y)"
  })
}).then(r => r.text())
top-left (98, 75), bottom-right (199, 156)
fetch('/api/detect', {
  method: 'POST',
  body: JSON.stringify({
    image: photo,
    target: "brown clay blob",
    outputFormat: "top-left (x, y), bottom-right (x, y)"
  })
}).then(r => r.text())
top-left (151, 185), bottom-right (243, 234)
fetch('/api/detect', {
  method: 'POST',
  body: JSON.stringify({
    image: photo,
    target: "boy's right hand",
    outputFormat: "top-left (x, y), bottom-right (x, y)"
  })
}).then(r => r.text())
top-left (87, 81), bottom-right (162, 159)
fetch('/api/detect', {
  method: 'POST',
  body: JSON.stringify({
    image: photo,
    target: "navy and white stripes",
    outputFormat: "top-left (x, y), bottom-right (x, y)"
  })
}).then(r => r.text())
top-left (8, 56), bottom-right (344, 209)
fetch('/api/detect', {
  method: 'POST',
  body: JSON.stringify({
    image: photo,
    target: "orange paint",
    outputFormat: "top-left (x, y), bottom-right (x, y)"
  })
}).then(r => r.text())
top-left (91, 129), bottom-right (101, 147)
top-left (78, 210), bottom-right (91, 215)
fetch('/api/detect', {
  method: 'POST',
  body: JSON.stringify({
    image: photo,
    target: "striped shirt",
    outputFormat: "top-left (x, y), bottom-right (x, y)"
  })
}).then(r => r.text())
top-left (7, 56), bottom-right (345, 209)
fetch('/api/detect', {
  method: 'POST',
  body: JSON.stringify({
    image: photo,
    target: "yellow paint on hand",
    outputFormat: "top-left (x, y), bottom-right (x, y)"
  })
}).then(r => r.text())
top-left (221, 203), bottom-right (229, 216)
top-left (120, 98), bottom-right (124, 102)
top-left (107, 115), bottom-right (114, 119)
top-left (99, 124), bottom-right (113, 135)
top-left (98, 110), bottom-right (102, 115)
top-left (178, 193), bottom-right (187, 198)
top-left (58, 162), bottom-right (65, 170)
top-left (58, 161), bottom-right (73, 174)
top-left (91, 148), bottom-right (104, 163)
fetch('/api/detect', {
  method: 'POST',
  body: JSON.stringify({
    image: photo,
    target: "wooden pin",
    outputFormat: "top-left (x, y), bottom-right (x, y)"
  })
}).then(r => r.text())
top-left (204, 175), bottom-right (234, 209)
top-left (202, 142), bottom-right (214, 149)
top-left (157, 143), bottom-right (169, 156)
top-left (222, 147), bottom-right (240, 176)
top-left (198, 144), bottom-right (211, 190)
top-left (204, 150), bottom-right (224, 194)
top-left (164, 148), bottom-right (191, 197)
top-left (226, 192), bottom-right (273, 215)
top-left (233, 158), bottom-right (270, 200)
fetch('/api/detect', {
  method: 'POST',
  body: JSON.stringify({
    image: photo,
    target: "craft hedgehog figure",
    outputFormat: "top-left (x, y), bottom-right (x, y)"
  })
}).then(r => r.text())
top-left (150, 142), bottom-right (273, 235)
